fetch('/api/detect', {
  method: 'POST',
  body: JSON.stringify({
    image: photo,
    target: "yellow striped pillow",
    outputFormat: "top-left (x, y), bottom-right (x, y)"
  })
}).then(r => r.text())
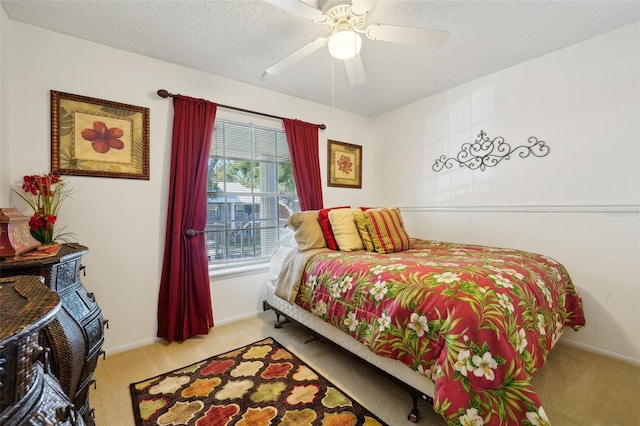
top-left (353, 210), bottom-right (375, 252)
top-left (364, 208), bottom-right (413, 254)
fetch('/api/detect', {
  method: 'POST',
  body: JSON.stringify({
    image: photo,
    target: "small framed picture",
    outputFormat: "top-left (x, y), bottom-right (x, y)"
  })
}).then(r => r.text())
top-left (51, 91), bottom-right (150, 180)
top-left (327, 139), bottom-right (362, 188)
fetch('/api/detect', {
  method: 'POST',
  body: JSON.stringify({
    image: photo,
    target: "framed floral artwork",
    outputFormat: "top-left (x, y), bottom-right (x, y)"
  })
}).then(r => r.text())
top-left (327, 139), bottom-right (362, 188)
top-left (51, 91), bottom-right (150, 179)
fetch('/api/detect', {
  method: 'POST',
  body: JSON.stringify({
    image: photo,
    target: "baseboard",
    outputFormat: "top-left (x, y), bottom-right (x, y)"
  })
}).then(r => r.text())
top-left (559, 338), bottom-right (640, 366)
top-left (213, 311), bottom-right (262, 326)
top-left (103, 312), bottom-right (265, 355)
top-left (104, 337), bottom-right (160, 355)
top-left (100, 312), bottom-right (265, 355)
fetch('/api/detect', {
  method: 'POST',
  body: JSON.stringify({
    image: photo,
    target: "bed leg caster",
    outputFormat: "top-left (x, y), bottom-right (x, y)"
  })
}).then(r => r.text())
top-left (274, 312), bottom-right (283, 328)
top-left (273, 312), bottom-right (288, 328)
top-left (407, 392), bottom-right (420, 422)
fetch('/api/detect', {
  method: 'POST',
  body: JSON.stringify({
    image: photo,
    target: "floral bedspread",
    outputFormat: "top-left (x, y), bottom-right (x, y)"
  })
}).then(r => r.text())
top-left (292, 239), bottom-right (585, 425)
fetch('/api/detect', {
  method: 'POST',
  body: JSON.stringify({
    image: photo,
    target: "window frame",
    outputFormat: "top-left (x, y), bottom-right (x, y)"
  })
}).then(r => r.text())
top-left (207, 116), bottom-right (298, 275)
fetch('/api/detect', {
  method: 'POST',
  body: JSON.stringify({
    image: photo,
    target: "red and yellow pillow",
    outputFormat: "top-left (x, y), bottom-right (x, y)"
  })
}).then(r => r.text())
top-left (318, 206), bottom-right (350, 250)
top-left (357, 207), bottom-right (412, 254)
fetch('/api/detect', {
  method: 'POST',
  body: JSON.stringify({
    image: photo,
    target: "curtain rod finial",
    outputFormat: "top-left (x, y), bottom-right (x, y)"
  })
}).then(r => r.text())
top-left (157, 89), bottom-right (171, 98)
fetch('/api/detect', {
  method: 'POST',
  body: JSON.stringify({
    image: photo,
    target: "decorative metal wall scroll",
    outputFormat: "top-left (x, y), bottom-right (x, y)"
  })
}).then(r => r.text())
top-left (432, 131), bottom-right (550, 172)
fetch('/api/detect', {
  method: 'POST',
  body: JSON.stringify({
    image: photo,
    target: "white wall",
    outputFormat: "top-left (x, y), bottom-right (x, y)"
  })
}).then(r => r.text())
top-left (1, 20), bottom-right (376, 353)
top-left (0, 7), bottom-right (9, 197)
top-left (373, 22), bottom-right (640, 363)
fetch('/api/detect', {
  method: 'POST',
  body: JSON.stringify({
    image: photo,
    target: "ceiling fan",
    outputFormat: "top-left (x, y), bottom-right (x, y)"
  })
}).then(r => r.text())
top-left (262, 0), bottom-right (449, 87)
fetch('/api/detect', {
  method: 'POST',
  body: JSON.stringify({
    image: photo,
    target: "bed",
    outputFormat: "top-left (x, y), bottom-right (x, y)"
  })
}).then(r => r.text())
top-left (263, 207), bottom-right (585, 425)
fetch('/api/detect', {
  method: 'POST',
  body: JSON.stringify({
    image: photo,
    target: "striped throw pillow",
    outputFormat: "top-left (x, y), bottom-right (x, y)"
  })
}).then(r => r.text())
top-left (353, 210), bottom-right (375, 252)
top-left (364, 208), bottom-right (413, 254)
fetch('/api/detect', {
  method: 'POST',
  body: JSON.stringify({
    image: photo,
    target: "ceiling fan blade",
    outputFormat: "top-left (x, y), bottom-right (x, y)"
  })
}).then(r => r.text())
top-left (365, 24), bottom-right (449, 48)
top-left (344, 54), bottom-right (367, 87)
top-left (263, 38), bottom-right (328, 77)
top-left (350, 0), bottom-right (378, 16)
top-left (262, 0), bottom-right (326, 22)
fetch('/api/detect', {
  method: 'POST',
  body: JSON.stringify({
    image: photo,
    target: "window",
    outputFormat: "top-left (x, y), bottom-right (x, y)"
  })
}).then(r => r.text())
top-left (207, 119), bottom-right (299, 269)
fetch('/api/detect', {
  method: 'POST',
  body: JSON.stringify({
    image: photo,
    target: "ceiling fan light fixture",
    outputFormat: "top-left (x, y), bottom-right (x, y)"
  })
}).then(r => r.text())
top-left (327, 30), bottom-right (362, 60)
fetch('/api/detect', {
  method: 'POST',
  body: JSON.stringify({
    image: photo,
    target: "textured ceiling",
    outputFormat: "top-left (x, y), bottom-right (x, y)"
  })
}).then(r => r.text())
top-left (2, 0), bottom-right (639, 116)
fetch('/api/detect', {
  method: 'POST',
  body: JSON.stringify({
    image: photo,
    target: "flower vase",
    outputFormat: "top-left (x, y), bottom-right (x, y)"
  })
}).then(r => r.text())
top-left (28, 212), bottom-right (56, 245)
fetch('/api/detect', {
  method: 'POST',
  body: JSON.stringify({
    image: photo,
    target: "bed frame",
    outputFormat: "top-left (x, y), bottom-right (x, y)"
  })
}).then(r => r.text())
top-left (263, 282), bottom-right (435, 423)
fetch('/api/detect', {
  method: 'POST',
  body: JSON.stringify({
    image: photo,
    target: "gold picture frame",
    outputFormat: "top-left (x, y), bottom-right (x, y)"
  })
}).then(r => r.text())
top-left (327, 140), bottom-right (362, 188)
top-left (51, 91), bottom-right (150, 180)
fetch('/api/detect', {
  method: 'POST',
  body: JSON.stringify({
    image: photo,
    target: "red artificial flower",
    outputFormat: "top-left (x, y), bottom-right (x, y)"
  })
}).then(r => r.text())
top-left (22, 175), bottom-right (39, 195)
top-left (22, 174), bottom-right (61, 196)
top-left (28, 213), bottom-right (57, 232)
top-left (16, 174), bottom-right (72, 244)
top-left (28, 213), bottom-right (44, 231)
top-left (81, 121), bottom-right (125, 153)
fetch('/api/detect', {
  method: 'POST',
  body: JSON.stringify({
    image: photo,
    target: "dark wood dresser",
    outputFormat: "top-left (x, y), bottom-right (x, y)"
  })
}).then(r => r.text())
top-left (0, 275), bottom-right (84, 425)
top-left (0, 244), bottom-right (105, 425)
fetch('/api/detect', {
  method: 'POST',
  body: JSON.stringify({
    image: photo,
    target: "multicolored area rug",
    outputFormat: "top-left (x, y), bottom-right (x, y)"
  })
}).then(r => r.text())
top-left (130, 337), bottom-right (387, 426)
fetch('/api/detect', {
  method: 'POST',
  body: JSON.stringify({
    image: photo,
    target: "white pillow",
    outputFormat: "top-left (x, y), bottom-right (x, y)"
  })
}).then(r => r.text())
top-left (269, 246), bottom-right (293, 282)
top-left (328, 209), bottom-right (364, 251)
top-left (279, 228), bottom-right (298, 248)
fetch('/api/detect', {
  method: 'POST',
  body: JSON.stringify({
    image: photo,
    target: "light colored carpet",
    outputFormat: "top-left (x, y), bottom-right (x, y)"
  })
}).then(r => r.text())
top-left (90, 311), bottom-right (639, 425)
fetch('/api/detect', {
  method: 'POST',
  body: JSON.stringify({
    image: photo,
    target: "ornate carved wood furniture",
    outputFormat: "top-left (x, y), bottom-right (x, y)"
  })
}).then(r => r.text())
top-left (0, 244), bottom-right (105, 425)
top-left (0, 275), bottom-right (84, 425)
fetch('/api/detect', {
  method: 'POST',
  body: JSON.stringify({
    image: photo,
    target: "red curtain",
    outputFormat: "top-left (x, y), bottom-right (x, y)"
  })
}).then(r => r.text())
top-left (283, 119), bottom-right (324, 210)
top-left (157, 95), bottom-right (217, 342)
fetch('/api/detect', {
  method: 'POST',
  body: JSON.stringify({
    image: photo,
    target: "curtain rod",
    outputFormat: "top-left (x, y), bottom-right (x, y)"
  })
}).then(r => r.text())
top-left (156, 89), bottom-right (326, 130)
